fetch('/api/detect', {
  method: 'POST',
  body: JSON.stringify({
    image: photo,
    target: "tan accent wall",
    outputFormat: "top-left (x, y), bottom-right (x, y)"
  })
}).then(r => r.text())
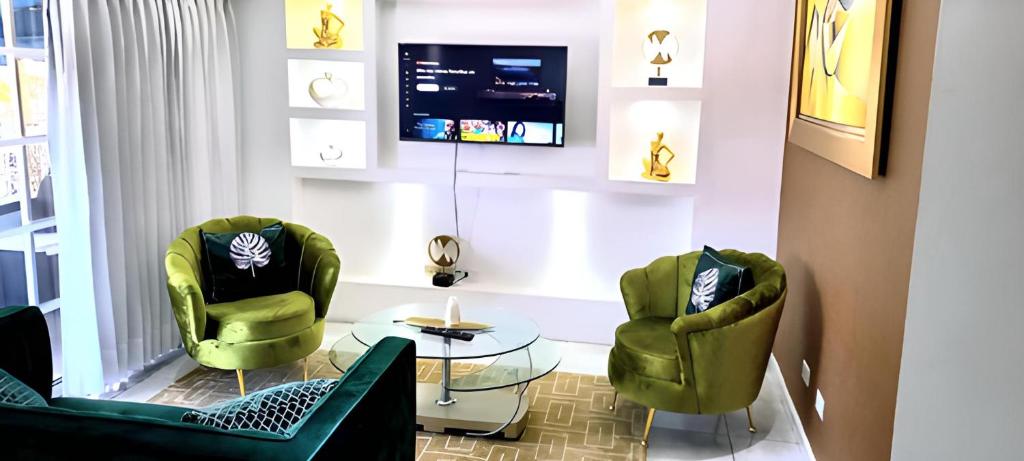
top-left (774, 2), bottom-right (940, 460)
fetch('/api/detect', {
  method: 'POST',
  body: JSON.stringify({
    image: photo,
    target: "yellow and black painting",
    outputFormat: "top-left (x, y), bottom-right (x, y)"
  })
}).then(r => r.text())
top-left (798, 0), bottom-right (877, 129)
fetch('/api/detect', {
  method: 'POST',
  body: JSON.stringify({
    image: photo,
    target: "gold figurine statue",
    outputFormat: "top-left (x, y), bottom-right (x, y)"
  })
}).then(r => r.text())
top-left (642, 131), bottom-right (676, 182)
top-left (313, 2), bottom-right (345, 49)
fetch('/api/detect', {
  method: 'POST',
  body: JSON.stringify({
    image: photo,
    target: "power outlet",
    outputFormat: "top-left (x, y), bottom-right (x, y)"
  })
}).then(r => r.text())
top-left (815, 389), bottom-right (825, 421)
top-left (801, 360), bottom-right (811, 387)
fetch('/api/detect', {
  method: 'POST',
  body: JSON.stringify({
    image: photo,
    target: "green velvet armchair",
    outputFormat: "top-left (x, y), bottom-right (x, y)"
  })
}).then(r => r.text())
top-left (607, 250), bottom-right (786, 447)
top-left (165, 216), bottom-right (340, 395)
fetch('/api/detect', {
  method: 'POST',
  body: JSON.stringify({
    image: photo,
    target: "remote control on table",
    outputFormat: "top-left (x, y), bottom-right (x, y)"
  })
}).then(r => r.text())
top-left (420, 326), bottom-right (475, 341)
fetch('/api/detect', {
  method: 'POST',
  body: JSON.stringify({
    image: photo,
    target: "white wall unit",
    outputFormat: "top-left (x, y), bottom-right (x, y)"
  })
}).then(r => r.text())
top-left (233, 0), bottom-right (792, 344)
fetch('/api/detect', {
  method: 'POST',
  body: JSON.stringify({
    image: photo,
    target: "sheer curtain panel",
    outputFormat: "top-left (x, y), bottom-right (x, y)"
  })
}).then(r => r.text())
top-left (48, 0), bottom-right (240, 396)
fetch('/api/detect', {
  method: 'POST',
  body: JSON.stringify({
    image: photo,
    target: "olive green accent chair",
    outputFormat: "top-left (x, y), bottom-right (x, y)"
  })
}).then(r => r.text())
top-left (165, 216), bottom-right (340, 396)
top-left (607, 250), bottom-right (786, 447)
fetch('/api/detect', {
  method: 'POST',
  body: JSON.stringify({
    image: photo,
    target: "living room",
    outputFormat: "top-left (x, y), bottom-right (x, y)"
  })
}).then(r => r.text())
top-left (0, 0), bottom-right (1019, 460)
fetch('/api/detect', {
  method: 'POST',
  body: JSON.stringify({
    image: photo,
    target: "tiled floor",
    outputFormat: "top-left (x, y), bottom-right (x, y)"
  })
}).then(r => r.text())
top-left (116, 323), bottom-right (812, 460)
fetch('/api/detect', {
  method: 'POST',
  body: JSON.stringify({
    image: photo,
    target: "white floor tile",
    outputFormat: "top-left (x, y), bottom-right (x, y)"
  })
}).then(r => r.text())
top-left (646, 427), bottom-right (734, 461)
top-left (732, 439), bottom-right (807, 461)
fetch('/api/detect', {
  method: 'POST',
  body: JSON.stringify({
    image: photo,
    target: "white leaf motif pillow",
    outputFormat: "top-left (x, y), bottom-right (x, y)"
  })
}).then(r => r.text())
top-left (229, 232), bottom-right (271, 277)
top-left (690, 267), bottom-right (719, 313)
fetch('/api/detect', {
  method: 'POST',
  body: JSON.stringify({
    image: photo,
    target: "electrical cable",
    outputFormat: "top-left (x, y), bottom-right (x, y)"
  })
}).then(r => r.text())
top-left (453, 141), bottom-right (460, 240)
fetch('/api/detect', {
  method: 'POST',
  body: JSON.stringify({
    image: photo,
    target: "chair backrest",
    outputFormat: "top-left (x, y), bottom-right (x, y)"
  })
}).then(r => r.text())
top-left (0, 306), bottom-right (52, 401)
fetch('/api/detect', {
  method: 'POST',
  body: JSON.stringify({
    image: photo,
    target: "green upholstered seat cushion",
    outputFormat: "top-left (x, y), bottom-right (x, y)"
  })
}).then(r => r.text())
top-left (201, 223), bottom-right (288, 303)
top-left (181, 379), bottom-right (338, 438)
top-left (685, 246), bottom-right (755, 315)
top-left (610, 317), bottom-right (681, 383)
top-left (205, 291), bottom-right (315, 343)
top-left (0, 369), bottom-right (47, 407)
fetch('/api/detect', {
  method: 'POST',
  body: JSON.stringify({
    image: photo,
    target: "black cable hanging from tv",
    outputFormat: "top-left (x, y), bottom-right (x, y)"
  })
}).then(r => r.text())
top-left (452, 140), bottom-right (460, 240)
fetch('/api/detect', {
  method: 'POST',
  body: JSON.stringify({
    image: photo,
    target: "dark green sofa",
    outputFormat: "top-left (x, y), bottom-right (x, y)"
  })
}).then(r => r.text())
top-left (0, 306), bottom-right (416, 460)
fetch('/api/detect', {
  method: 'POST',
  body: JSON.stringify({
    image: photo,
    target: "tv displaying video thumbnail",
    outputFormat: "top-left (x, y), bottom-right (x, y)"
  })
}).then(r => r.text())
top-left (460, 119), bottom-right (505, 143)
top-left (411, 118), bottom-right (457, 140)
top-left (506, 121), bottom-right (555, 145)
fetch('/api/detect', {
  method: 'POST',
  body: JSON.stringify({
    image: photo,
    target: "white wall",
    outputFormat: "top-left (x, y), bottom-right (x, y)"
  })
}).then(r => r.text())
top-left (232, 0), bottom-right (792, 344)
top-left (891, 1), bottom-right (1024, 459)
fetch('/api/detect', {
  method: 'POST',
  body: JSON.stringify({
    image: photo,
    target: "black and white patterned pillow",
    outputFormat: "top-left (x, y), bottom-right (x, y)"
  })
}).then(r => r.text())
top-left (0, 369), bottom-right (47, 407)
top-left (181, 379), bottom-right (337, 436)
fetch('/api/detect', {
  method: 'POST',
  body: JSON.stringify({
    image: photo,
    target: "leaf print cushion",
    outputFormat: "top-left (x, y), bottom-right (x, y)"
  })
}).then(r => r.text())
top-left (200, 223), bottom-right (288, 303)
top-left (684, 246), bottom-right (755, 315)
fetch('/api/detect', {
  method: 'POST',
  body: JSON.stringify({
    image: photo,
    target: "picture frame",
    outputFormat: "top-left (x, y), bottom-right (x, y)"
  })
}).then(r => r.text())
top-left (787, 0), bottom-right (902, 179)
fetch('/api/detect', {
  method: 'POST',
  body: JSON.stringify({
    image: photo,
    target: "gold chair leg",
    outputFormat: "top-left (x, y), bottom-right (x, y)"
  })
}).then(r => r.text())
top-left (746, 406), bottom-right (757, 433)
top-left (236, 369), bottom-right (246, 396)
top-left (303, 357), bottom-right (309, 381)
top-left (641, 408), bottom-right (655, 448)
top-left (609, 391), bottom-right (618, 411)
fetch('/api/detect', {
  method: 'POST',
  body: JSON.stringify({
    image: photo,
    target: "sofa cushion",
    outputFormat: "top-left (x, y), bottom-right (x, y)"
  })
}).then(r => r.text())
top-left (0, 369), bottom-right (47, 407)
top-left (201, 222), bottom-right (288, 303)
top-left (611, 317), bottom-right (681, 383)
top-left (181, 379), bottom-right (338, 437)
top-left (206, 291), bottom-right (315, 343)
top-left (685, 246), bottom-right (755, 315)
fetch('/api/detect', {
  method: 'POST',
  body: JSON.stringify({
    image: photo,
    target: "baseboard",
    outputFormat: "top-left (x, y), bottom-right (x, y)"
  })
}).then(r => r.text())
top-left (770, 354), bottom-right (817, 461)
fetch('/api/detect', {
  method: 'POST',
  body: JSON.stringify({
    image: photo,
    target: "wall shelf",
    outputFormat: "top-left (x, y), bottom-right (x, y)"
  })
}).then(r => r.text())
top-left (609, 86), bottom-right (704, 100)
top-left (293, 166), bottom-right (698, 197)
top-left (340, 273), bottom-right (621, 304)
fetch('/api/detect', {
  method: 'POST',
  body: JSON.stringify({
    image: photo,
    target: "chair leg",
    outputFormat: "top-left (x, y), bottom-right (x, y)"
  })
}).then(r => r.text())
top-left (641, 408), bottom-right (655, 448)
top-left (303, 356), bottom-right (309, 382)
top-left (236, 369), bottom-right (246, 396)
top-left (746, 406), bottom-right (757, 433)
top-left (609, 391), bottom-right (618, 411)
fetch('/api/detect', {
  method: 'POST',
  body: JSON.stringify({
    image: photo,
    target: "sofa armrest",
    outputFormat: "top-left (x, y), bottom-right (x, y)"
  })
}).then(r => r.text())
top-left (669, 296), bottom-right (754, 386)
top-left (620, 268), bottom-right (650, 320)
top-left (165, 252), bottom-right (207, 345)
top-left (287, 223), bottom-right (340, 319)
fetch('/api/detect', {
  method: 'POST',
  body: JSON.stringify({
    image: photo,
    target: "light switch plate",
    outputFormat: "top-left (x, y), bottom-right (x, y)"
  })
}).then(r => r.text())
top-left (815, 389), bottom-right (825, 421)
top-left (801, 360), bottom-right (811, 387)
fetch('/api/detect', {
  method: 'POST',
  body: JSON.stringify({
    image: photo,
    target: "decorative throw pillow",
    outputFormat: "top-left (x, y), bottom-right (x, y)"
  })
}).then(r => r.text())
top-left (0, 369), bottom-right (47, 407)
top-left (685, 246), bottom-right (755, 315)
top-left (181, 379), bottom-right (337, 437)
top-left (201, 223), bottom-right (288, 303)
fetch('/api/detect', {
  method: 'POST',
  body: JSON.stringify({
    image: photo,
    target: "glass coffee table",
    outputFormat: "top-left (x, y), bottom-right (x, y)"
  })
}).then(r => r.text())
top-left (328, 303), bottom-right (560, 438)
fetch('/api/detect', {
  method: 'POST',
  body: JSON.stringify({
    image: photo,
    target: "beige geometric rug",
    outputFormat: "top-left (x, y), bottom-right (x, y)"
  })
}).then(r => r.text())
top-left (149, 350), bottom-right (648, 460)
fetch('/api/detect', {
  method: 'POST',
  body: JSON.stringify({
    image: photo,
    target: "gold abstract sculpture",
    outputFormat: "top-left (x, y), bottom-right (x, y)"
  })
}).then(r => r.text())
top-left (313, 2), bottom-right (345, 49)
top-left (427, 235), bottom-right (460, 273)
top-left (642, 30), bottom-right (679, 86)
top-left (642, 132), bottom-right (676, 182)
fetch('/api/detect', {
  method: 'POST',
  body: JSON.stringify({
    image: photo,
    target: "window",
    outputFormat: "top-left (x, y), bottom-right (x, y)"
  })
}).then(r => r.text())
top-left (0, 0), bottom-right (58, 383)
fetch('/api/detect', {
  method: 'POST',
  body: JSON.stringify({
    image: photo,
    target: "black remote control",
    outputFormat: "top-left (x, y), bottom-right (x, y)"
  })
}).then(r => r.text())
top-left (420, 326), bottom-right (475, 341)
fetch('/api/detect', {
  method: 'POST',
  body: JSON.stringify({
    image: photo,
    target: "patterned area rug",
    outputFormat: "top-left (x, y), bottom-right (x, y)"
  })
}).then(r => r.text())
top-left (149, 350), bottom-right (648, 460)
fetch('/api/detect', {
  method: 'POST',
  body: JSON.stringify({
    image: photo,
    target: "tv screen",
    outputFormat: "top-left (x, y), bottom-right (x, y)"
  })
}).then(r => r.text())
top-left (398, 43), bottom-right (568, 147)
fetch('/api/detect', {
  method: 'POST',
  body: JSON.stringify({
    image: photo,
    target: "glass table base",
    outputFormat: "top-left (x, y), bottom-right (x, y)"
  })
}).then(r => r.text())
top-left (415, 383), bottom-right (529, 439)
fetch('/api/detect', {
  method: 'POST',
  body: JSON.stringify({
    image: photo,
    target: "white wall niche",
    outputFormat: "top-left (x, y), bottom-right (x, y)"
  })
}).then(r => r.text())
top-left (608, 99), bottom-right (701, 184)
top-left (611, 0), bottom-right (707, 89)
top-left (289, 118), bottom-right (368, 169)
top-left (287, 59), bottom-right (366, 110)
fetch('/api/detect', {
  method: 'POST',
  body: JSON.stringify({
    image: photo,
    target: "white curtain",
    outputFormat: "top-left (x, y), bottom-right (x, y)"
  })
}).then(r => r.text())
top-left (48, 0), bottom-right (240, 396)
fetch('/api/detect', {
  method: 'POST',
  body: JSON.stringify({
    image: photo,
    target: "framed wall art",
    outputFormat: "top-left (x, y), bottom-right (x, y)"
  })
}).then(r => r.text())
top-left (787, 0), bottom-right (901, 178)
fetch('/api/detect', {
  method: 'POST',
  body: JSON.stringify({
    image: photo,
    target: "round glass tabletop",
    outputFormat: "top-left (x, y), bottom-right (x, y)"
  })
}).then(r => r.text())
top-left (349, 303), bottom-right (541, 360)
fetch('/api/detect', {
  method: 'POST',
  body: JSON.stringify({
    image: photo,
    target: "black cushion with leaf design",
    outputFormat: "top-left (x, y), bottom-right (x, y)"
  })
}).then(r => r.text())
top-left (201, 223), bottom-right (287, 303)
top-left (684, 246), bottom-right (755, 315)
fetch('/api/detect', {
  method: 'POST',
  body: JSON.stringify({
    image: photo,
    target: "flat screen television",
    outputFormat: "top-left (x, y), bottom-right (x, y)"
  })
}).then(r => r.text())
top-left (398, 43), bottom-right (568, 147)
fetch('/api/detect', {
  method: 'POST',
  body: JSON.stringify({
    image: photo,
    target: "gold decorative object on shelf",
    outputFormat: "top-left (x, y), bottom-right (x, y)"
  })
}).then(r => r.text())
top-left (641, 131), bottom-right (676, 182)
top-left (641, 30), bottom-right (679, 86)
top-left (427, 235), bottom-right (460, 273)
top-left (312, 2), bottom-right (345, 49)
top-left (402, 316), bottom-right (491, 331)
